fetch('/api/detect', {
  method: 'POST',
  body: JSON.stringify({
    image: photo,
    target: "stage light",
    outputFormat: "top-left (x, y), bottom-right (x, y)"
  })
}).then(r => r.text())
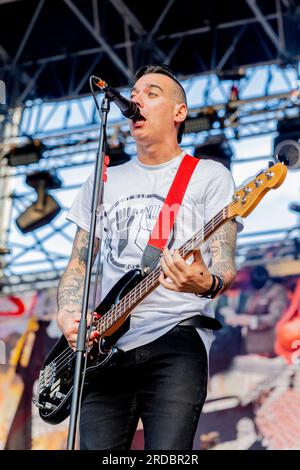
top-left (4, 139), bottom-right (44, 167)
top-left (16, 171), bottom-right (62, 234)
top-left (106, 143), bottom-right (130, 166)
top-left (274, 117), bottom-right (300, 169)
top-left (289, 202), bottom-right (300, 214)
top-left (106, 127), bottom-right (130, 166)
top-left (184, 108), bottom-right (219, 134)
top-left (0, 104), bottom-right (7, 115)
top-left (194, 134), bottom-right (233, 169)
top-left (217, 68), bottom-right (246, 82)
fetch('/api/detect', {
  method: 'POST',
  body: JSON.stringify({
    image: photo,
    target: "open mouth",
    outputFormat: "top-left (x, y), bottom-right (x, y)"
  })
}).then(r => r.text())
top-left (132, 114), bottom-right (146, 123)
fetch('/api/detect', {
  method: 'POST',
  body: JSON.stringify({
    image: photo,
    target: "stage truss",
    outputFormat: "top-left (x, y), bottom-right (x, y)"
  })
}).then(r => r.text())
top-left (1, 1), bottom-right (300, 291)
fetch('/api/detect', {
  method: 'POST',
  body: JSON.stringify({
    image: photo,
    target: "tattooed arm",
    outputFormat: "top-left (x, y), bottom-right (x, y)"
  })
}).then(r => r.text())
top-left (159, 220), bottom-right (237, 295)
top-left (209, 220), bottom-right (237, 291)
top-left (57, 227), bottom-right (100, 349)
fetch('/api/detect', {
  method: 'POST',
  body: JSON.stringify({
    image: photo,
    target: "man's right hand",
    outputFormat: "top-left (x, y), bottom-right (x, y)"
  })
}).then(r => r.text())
top-left (57, 306), bottom-right (100, 350)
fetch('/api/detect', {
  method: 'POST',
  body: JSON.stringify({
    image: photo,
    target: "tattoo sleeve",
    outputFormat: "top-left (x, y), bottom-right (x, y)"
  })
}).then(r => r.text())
top-left (57, 227), bottom-right (100, 310)
top-left (208, 220), bottom-right (237, 290)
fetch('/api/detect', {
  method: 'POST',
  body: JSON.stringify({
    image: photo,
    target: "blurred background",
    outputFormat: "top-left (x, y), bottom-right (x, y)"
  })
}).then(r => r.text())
top-left (1, 0), bottom-right (300, 450)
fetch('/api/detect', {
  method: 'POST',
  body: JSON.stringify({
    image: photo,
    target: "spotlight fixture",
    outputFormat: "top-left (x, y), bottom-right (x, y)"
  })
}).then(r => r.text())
top-left (16, 171), bottom-right (62, 233)
top-left (289, 202), bottom-right (300, 214)
top-left (4, 139), bottom-right (44, 167)
top-left (184, 108), bottom-right (219, 134)
top-left (106, 127), bottom-right (130, 166)
top-left (274, 117), bottom-right (300, 169)
top-left (106, 143), bottom-right (130, 166)
top-left (0, 104), bottom-right (7, 115)
top-left (217, 68), bottom-right (246, 82)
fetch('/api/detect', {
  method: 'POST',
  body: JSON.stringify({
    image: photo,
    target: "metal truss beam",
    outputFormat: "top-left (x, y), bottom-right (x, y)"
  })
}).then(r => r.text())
top-left (3, 223), bottom-right (299, 293)
top-left (0, 11), bottom-right (281, 76)
top-left (16, 62), bottom-right (46, 105)
top-left (245, 0), bottom-right (290, 59)
top-left (0, 45), bottom-right (10, 63)
top-left (147, 0), bottom-right (175, 42)
top-left (110, 0), bottom-right (166, 63)
top-left (14, 65), bottom-right (300, 141)
top-left (1, 63), bottom-right (300, 290)
top-left (123, 16), bottom-right (134, 76)
top-left (92, 0), bottom-right (101, 36)
top-left (0, 0), bottom-right (23, 4)
top-left (215, 25), bottom-right (248, 74)
top-left (110, 0), bottom-right (146, 36)
top-left (11, 0), bottom-right (45, 68)
top-left (0, 46), bottom-right (32, 90)
top-left (63, 0), bottom-right (133, 82)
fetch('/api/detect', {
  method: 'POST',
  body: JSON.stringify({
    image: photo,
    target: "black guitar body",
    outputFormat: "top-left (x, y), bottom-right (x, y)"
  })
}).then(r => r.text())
top-left (36, 269), bottom-right (143, 424)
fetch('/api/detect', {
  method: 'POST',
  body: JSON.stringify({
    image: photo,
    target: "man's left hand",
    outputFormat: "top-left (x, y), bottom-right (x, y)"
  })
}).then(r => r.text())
top-left (159, 247), bottom-right (213, 294)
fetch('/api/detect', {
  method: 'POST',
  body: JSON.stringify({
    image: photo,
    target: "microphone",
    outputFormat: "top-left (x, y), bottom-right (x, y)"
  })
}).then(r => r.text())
top-left (91, 75), bottom-right (141, 121)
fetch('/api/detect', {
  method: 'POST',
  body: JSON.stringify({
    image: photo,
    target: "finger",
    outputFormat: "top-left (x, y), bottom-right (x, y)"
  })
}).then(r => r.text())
top-left (87, 312), bottom-right (98, 327)
top-left (93, 311), bottom-right (102, 319)
top-left (193, 249), bottom-right (206, 264)
top-left (162, 247), bottom-right (181, 275)
top-left (89, 330), bottom-right (100, 341)
top-left (160, 256), bottom-right (178, 283)
top-left (159, 272), bottom-right (179, 291)
top-left (172, 249), bottom-right (188, 272)
top-left (164, 248), bottom-right (186, 271)
top-left (87, 332), bottom-right (99, 348)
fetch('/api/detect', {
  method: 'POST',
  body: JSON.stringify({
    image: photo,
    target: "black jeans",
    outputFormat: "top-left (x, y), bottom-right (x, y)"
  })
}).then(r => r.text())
top-left (79, 324), bottom-right (208, 450)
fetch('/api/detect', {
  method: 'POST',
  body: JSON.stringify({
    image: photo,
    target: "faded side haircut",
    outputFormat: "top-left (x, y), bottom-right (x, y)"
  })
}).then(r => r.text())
top-left (134, 64), bottom-right (187, 143)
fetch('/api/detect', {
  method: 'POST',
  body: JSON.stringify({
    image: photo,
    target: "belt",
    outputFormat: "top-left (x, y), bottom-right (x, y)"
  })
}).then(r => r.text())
top-left (179, 315), bottom-right (222, 331)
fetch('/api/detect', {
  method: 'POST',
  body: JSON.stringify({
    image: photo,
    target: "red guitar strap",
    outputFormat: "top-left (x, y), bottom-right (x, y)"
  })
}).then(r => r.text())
top-left (141, 154), bottom-right (200, 275)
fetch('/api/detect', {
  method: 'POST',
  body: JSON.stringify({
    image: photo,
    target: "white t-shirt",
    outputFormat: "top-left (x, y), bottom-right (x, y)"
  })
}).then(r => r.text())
top-left (67, 152), bottom-right (242, 355)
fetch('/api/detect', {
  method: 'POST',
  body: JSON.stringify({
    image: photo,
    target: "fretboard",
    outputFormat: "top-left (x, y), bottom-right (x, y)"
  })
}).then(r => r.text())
top-left (96, 206), bottom-right (229, 336)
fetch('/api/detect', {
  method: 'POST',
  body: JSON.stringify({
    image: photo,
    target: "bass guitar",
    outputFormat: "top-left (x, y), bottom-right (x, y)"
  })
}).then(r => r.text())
top-left (34, 162), bottom-right (287, 424)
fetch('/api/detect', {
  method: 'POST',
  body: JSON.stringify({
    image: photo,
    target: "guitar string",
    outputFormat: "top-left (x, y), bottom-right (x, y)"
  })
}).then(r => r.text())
top-left (41, 209), bottom-right (227, 383)
top-left (44, 166), bottom-right (287, 387)
top-left (93, 208), bottom-right (227, 334)
top-left (39, 169), bottom-right (283, 391)
top-left (42, 209), bottom-right (227, 383)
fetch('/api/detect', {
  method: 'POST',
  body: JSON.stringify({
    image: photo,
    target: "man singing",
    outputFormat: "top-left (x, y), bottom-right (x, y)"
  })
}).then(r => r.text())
top-left (58, 64), bottom-right (239, 450)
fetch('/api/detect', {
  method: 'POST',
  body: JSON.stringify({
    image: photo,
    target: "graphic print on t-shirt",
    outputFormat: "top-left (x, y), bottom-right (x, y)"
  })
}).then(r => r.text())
top-left (104, 193), bottom-right (175, 271)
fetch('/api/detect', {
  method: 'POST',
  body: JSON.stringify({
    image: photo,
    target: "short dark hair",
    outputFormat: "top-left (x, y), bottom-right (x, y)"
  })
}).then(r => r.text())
top-left (134, 64), bottom-right (187, 143)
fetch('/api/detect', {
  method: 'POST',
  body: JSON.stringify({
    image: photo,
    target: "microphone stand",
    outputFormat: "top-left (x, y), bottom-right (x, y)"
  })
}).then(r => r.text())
top-left (67, 89), bottom-right (110, 450)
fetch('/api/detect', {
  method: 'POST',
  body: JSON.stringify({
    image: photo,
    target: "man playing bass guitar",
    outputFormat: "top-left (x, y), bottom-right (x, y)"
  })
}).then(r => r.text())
top-left (58, 64), bottom-right (240, 450)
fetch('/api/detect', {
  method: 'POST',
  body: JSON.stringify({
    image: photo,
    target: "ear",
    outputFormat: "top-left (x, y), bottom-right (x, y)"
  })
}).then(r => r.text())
top-left (174, 103), bottom-right (187, 125)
